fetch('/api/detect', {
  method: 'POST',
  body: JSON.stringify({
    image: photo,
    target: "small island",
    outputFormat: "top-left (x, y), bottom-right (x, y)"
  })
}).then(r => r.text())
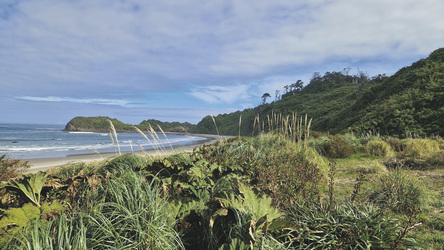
top-left (63, 116), bottom-right (197, 133)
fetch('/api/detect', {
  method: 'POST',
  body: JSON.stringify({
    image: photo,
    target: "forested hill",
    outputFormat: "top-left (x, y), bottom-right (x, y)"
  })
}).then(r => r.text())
top-left (193, 48), bottom-right (444, 137)
top-left (63, 116), bottom-right (196, 133)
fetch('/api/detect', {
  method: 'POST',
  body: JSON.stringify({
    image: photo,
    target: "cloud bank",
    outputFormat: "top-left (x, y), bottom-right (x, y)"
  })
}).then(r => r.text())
top-left (1, 0), bottom-right (443, 124)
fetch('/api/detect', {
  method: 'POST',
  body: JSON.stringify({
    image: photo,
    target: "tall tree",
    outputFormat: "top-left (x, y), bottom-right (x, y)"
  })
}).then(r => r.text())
top-left (261, 93), bottom-right (271, 105)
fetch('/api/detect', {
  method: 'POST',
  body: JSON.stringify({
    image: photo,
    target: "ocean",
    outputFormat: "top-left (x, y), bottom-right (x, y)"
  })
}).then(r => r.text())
top-left (0, 123), bottom-right (207, 159)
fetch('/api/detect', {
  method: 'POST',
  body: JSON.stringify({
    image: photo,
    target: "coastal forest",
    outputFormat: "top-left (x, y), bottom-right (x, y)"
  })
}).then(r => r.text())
top-left (0, 48), bottom-right (443, 249)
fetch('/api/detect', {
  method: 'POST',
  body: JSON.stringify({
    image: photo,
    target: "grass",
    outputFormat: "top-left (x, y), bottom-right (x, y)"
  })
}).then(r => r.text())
top-left (1, 126), bottom-right (443, 249)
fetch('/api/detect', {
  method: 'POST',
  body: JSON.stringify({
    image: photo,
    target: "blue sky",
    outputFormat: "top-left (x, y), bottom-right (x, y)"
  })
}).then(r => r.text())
top-left (1, 0), bottom-right (443, 125)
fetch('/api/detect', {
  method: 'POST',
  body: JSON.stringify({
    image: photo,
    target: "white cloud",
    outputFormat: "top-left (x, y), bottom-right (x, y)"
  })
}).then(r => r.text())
top-left (2, 0), bottom-right (444, 124)
top-left (188, 84), bottom-right (250, 104)
top-left (17, 96), bottom-right (132, 107)
top-left (210, 0), bottom-right (444, 75)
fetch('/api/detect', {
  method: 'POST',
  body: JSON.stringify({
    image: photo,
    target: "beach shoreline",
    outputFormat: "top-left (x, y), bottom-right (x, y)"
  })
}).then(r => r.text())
top-left (23, 134), bottom-right (231, 173)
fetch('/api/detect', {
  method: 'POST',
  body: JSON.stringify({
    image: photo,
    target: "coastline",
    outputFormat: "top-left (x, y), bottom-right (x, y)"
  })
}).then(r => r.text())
top-left (24, 134), bottom-right (231, 173)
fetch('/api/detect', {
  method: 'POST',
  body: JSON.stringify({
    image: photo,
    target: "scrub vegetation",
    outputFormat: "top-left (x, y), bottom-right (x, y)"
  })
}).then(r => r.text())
top-left (1, 120), bottom-right (443, 249)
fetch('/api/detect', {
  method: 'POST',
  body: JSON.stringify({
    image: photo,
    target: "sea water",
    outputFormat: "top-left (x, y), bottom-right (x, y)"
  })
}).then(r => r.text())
top-left (0, 123), bottom-right (207, 159)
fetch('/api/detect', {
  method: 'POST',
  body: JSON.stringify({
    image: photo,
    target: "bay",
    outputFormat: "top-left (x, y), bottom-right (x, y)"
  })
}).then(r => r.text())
top-left (0, 123), bottom-right (206, 159)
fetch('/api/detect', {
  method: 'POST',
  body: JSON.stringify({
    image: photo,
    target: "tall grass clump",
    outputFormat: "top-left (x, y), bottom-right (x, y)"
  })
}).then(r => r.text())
top-left (367, 168), bottom-right (429, 214)
top-left (365, 139), bottom-right (396, 157)
top-left (96, 153), bottom-right (153, 175)
top-left (401, 138), bottom-right (440, 159)
top-left (324, 135), bottom-right (354, 158)
top-left (87, 170), bottom-right (183, 249)
top-left (13, 214), bottom-right (88, 250)
top-left (108, 119), bottom-right (121, 155)
top-left (342, 133), bottom-right (366, 153)
top-left (249, 133), bottom-right (329, 208)
top-left (286, 202), bottom-right (414, 249)
top-left (308, 135), bottom-right (354, 158)
top-left (254, 112), bottom-right (312, 146)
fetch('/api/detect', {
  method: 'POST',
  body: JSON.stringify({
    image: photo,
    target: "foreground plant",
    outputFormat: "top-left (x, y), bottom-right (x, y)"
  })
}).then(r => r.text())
top-left (2, 171), bottom-right (48, 207)
top-left (367, 168), bottom-right (429, 214)
top-left (0, 154), bottom-right (30, 182)
top-left (286, 202), bottom-right (417, 249)
top-left (87, 170), bottom-right (183, 249)
top-left (13, 214), bottom-right (87, 250)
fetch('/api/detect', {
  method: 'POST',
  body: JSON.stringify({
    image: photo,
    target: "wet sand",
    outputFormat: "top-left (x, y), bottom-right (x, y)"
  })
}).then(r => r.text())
top-left (24, 134), bottom-right (230, 173)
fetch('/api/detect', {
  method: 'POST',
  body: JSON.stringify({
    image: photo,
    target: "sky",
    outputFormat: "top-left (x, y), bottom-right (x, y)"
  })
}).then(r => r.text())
top-left (1, 0), bottom-right (443, 125)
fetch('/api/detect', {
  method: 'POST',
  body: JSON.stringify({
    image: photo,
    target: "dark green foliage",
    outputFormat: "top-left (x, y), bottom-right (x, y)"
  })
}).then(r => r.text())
top-left (138, 119), bottom-right (196, 133)
top-left (63, 116), bottom-right (134, 132)
top-left (63, 116), bottom-right (196, 133)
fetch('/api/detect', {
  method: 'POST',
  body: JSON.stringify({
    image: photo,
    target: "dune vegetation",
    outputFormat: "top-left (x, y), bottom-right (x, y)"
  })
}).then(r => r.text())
top-left (1, 117), bottom-right (443, 249)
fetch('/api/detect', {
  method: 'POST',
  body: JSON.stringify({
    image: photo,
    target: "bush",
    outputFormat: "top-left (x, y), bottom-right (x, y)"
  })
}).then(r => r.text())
top-left (424, 151), bottom-right (444, 168)
top-left (325, 136), bottom-right (354, 158)
top-left (342, 133), bottom-right (366, 153)
top-left (286, 202), bottom-right (413, 249)
top-left (365, 140), bottom-right (395, 157)
top-left (385, 138), bottom-right (401, 152)
top-left (367, 168), bottom-right (429, 213)
top-left (0, 155), bottom-right (30, 182)
top-left (401, 139), bottom-right (440, 159)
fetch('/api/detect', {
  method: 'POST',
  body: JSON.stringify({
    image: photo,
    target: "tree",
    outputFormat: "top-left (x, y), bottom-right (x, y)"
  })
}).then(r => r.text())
top-left (275, 90), bottom-right (281, 102)
top-left (293, 80), bottom-right (303, 92)
top-left (261, 93), bottom-right (271, 105)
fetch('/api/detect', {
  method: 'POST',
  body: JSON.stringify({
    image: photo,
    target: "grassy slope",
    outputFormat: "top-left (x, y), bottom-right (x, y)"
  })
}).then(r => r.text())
top-left (195, 48), bottom-right (444, 137)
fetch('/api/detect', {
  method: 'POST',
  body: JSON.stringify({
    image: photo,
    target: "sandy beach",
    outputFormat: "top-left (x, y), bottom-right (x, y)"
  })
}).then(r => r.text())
top-left (24, 134), bottom-right (230, 173)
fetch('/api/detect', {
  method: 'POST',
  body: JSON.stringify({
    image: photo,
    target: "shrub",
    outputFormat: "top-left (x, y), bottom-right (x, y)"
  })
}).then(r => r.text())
top-left (424, 151), bottom-right (444, 168)
top-left (401, 139), bottom-right (440, 159)
top-left (365, 140), bottom-right (395, 157)
top-left (286, 202), bottom-right (413, 249)
top-left (367, 168), bottom-right (429, 213)
top-left (342, 133), bottom-right (366, 153)
top-left (308, 136), bottom-right (329, 156)
top-left (385, 138), bottom-right (402, 152)
top-left (0, 155), bottom-right (30, 182)
top-left (325, 136), bottom-right (354, 158)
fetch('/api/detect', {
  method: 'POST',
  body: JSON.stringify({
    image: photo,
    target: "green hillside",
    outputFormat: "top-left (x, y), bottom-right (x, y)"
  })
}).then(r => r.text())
top-left (138, 119), bottom-right (196, 133)
top-left (194, 48), bottom-right (444, 137)
top-left (63, 116), bottom-right (134, 132)
top-left (64, 116), bottom-right (196, 133)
